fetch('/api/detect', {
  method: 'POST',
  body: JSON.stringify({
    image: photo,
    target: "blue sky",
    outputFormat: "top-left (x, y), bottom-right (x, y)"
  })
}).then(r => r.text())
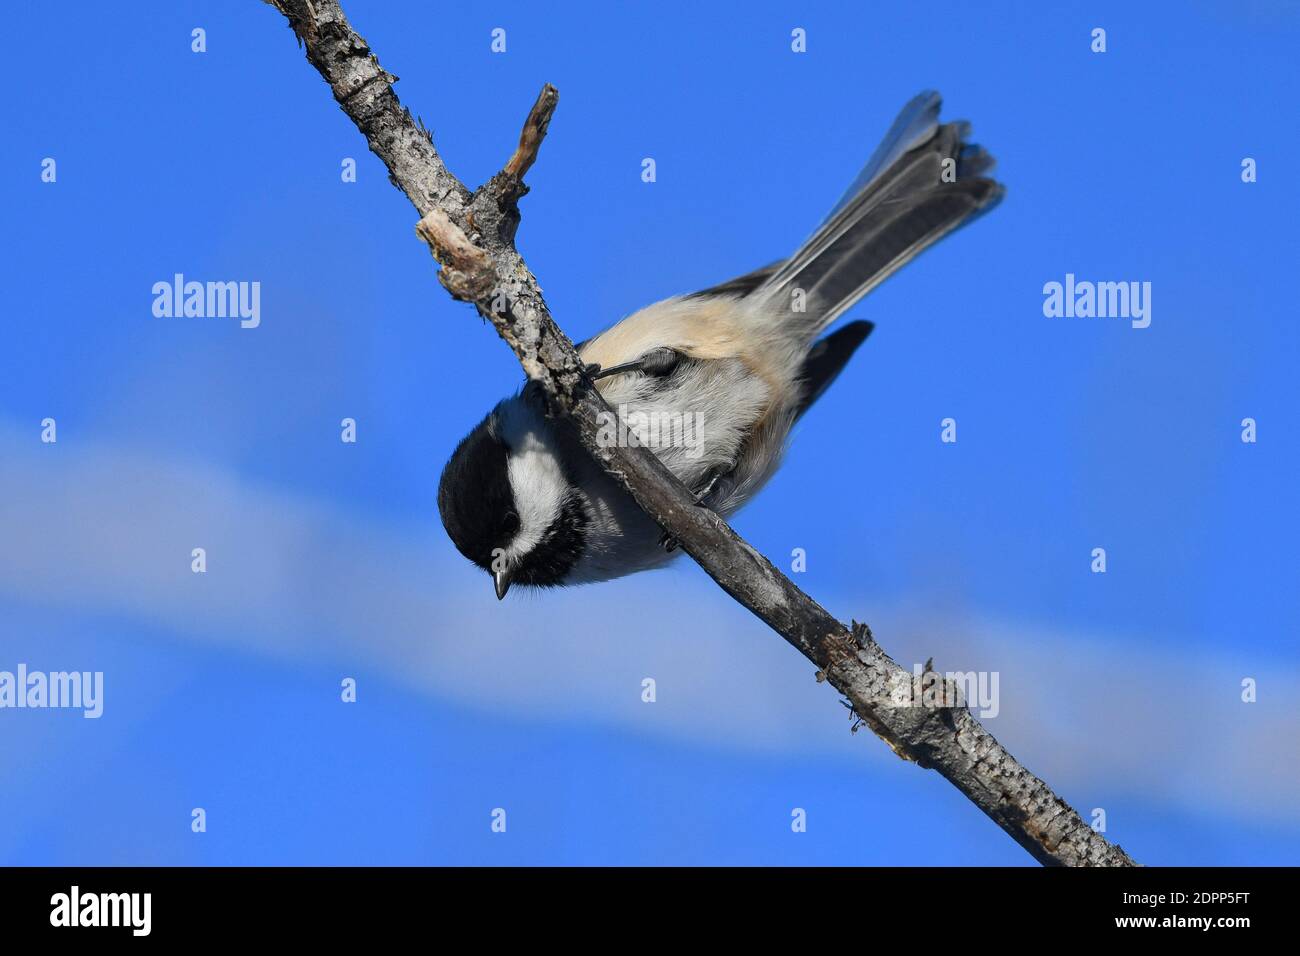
top-left (1, 0), bottom-right (1297, 865)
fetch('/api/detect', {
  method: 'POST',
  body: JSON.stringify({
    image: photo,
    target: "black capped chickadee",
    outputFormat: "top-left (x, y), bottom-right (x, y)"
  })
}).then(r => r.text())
top-left (439, 91), bottom-right (1003, 599)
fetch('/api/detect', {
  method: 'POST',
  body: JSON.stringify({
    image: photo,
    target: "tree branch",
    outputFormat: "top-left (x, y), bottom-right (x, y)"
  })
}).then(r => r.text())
top-left (264, 0), bottom-right (1137, 867)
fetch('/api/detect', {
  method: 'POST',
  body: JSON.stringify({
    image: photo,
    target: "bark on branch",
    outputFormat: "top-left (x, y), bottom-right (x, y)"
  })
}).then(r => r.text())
top-left (264, 0), bottom-right (1137, 867)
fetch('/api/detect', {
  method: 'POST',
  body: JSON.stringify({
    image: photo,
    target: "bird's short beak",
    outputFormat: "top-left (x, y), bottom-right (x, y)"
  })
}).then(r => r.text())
top-left (492, 566), bottom-right (513, 601)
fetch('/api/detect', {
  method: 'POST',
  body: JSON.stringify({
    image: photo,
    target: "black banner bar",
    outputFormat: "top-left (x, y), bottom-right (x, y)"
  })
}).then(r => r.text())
top-left (0, 866), bottom-right (1283, 941)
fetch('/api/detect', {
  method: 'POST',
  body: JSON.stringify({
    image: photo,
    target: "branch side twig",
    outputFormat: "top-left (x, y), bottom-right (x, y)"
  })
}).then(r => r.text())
top-left (504, 83), bottom-right (559, 182)
top-left (415, 209), bottom-right (497, 301)
top-left (265, 0), bottom-right (1137, 868)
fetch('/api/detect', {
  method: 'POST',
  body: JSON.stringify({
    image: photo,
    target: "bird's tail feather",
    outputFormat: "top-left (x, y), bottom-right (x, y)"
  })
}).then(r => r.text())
top-left (759, 91), bottom-right (1003, 339)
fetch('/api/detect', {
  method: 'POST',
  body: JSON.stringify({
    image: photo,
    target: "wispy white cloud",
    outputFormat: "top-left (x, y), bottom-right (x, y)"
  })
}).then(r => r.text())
top-left (1, 419), bottom-right (1296, 826)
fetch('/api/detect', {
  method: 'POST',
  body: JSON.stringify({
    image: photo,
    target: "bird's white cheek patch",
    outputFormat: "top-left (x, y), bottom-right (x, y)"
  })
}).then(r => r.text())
top-left (504, 443), bottom-right (568, 560)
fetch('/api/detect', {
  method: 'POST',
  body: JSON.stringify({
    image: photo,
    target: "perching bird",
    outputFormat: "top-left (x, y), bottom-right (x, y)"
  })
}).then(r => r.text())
top-left (438, 91), bottom-right (1003, 599)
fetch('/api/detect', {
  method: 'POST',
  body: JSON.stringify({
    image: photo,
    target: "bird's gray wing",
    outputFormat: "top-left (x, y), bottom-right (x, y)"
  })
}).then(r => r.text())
top-left (794, 320), bottom-right (874, 422)
top-left (683, 261), bottom-right (782, 301)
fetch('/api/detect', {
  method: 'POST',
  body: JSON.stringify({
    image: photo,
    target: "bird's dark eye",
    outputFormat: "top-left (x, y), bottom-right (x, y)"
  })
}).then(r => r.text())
top-left (502, 511), bottom-right (520, 536)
